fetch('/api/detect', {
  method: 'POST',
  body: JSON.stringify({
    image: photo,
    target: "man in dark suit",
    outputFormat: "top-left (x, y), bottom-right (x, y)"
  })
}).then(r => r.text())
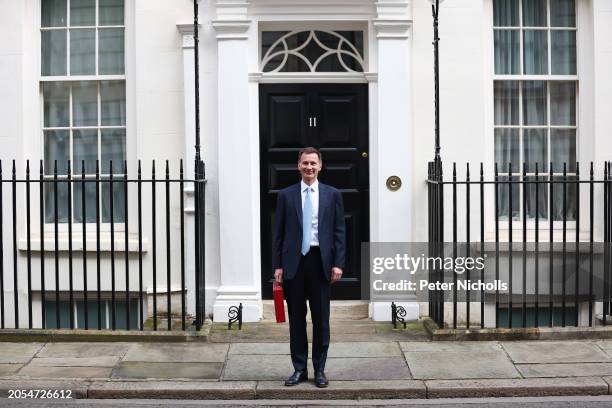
top-left (273, 146), bottom-right (346, 388)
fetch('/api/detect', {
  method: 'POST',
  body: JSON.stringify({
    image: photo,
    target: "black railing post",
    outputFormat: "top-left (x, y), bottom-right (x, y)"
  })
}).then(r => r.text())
top-left (53, 160), bottom-right (59, 329)
top-left (137, 161), bottom-right (143, 330)
top-left (165, 160), bottom-right (171, 331)
top-left (26, 161), bottom-right (33, 329)
top-left (110, 161), bottom-right (116, 330)
top-left (124, 160), bottom-right (130, 330)
top-left (39, 161), bottom-right (45, 329)
top-left (67, 160), bottom-right (74, 330)
top-left (194, 159), bottom-right (206, 331)
top-left (180, 160), bottom-right (186, 330)
top-left (152, 161), bottom-right (158, 331)
top-left (12, 161), bottom-right (18, 329)
top-left (95, 160), bottom-right (102, 330)
top-left (82, 161), bottom-right (88, 330)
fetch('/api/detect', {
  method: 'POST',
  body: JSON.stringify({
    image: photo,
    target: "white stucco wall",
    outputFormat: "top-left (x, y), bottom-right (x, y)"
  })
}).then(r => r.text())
top-left (0, 0), bottom-right (611, 327)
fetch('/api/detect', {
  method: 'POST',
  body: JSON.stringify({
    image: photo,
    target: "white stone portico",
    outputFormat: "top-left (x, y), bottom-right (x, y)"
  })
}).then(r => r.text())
top-left (177, 0), bottom-right (419, 322)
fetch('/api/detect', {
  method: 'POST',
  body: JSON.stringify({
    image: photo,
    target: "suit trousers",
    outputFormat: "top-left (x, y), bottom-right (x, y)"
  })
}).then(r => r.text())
top-left (283, 246), bottom-right (331, 372)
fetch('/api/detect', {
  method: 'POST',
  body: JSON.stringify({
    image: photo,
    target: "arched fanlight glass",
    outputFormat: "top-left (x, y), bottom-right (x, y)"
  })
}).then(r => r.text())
top-left (260, 30), bottom-right (365, 73)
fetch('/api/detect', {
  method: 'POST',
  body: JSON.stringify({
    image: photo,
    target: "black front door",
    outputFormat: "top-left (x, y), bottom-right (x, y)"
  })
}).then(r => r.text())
top-left (259, 83), bottom-right (369, 299)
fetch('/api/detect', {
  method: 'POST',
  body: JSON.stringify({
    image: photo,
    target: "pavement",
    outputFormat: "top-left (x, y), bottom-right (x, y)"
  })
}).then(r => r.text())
top-left (2, 320), bottom-right (612, 400)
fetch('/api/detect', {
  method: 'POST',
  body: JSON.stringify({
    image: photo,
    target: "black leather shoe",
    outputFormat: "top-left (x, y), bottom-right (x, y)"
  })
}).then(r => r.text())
top-left (314, 371), bottom-right (328, 388)
top-left (284, 370), bottom-right (308, 386)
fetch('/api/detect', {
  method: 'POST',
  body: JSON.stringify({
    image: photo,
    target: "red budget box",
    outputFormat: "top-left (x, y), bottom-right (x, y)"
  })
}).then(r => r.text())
top-left (273, 281), bottom-right (286, 323)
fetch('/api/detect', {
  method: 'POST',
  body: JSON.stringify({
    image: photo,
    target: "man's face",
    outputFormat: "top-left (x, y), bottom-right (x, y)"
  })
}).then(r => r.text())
top-left (298, 152), bottom-right (322, 185)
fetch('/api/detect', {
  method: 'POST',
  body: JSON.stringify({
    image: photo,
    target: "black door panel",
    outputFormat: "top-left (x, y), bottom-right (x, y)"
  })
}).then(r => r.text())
top-left (260, 84), bottom-right (369, 299)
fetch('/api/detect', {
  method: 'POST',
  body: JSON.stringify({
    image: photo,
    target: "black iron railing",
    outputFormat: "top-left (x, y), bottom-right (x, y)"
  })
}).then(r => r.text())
top-left (427, 160), bottom-right (612, 329)
top-left (0, 159), bottom-right (206, 331)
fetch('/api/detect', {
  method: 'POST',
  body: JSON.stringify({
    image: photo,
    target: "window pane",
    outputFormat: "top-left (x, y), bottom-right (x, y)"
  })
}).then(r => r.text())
top-left (551, 30), bottom-right (576, 75)
top-left (44, 181), bottom-right (70, 223)
top-left (43, 82), bottom-right (70, 127)
top-left (497, 176), bottom-right (520, 220)
top-left (70, 29), bottom-right (95, 75)
top-left (551, 129), bottom-right (576, 172)
top-left (551, 0), bottom-right (575, 27)
top-left (100, 81), bottom-right (126, 126)
top-left (101, 178), bottom-right (125, 223)
top-left (550, 81), bottom-right (576, 126)
top-left (72, 82), bottom-right (98, 126)
top-left (493, 0), bottom-right (519, 27)
top-left (73, 181), bottom-right (97, 222)
top-left (552, 176), bottom-right (576, 221)
top-left (42, 0), bottom-right (67, 27)
top-left (99, 28), bottom-right (125, 74)
top-left (44, 129), bottom-right (70, 174)
top-left (494, 128), bottom-right (520, 170)
top-left (99, 0), bottom-right (124, 26)
top-left (70, 0), bottom-right (95, 26)
top-left (522, 81), bottom-right (547, 125)
top-left (523, 30), bottom-right (548, 75)
top-left (41, 30), bottom-right (67, 76)
top-left (494, 81), bottom-right (519, 125)
top-left (494, 30), bottom-right (520, 74)
top-left (73, 129), bottom-right (98, 173)
top-left (101, 128), bottom-right (125, 174)
top-left (43, 300), bottom-right (71, 327)
top-left (523, 128), bottom-right (548, 172)
top-left (522, 0), bottom-right (547, 27)
top-left (525, 175), bottom-right (548, 219)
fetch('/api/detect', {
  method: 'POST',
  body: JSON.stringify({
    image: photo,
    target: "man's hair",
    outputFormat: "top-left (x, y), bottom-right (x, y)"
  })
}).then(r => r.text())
top-left (298, 147), bottom-right (322, 162)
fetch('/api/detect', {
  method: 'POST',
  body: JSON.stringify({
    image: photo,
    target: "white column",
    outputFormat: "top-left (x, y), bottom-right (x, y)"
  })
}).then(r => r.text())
top-left (177, 24), bottom-right (198, 317)
top-left (211, 1), bottom-right (261, 322)
top-left (370, 1), bottom-right (419, 321)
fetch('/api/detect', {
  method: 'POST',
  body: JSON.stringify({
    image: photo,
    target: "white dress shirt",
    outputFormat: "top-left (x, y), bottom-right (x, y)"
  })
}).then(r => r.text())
top-left (300, 179), bottom-right (319, 247)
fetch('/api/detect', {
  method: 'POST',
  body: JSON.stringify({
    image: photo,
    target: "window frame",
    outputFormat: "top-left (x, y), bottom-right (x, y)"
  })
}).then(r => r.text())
top-left (39, 0), bottom-right (127, 229)
top-left (491, 0), bottom-right (580, 231)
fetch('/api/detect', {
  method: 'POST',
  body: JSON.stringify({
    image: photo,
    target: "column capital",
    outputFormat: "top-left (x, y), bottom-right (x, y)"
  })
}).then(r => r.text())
top-left (372, 19), bottom-right (412, 39)
top-left (375, 0), bottom-right (411, 20)
top-left (176, 24), bottom-right (202, 49)
top-left (212, 20), bottom-right (251, 40)
top-left (216, 0), bottom-right (249, 20)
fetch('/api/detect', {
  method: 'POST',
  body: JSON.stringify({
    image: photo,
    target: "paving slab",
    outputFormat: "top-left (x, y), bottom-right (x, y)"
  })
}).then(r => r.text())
top-left (400, 341), bottom-right (501, 352)
top-left (0, 380), bottom-right (89, 398)
top-left (88, 380), bottom-right (257, 399)
top-left (0, 343), bottom-right (44, 363)
top-left (502, 341), bottom-right (611, 363)
top-left (0, 364), bottom-right (23, 376)
top-left (596, 340), bottom-right (612, 356)
top-left (223, 355), bottom-right (294, 380)
top-left (37, 342), bottom-right (130, 358)
top-left (517, 362), bottom-right (612, 377)
top-left (255, 380), bottom-right (426, 400)
top-left (404, 350), bottom-right (520, 380)
top-left (327, 342), bottom-right (402, 358)
top-left (426, 377), bottom-right (609, 398)
top-left (111, 362), bottom-right (222, 380)
top-left (229, 343), bottom-right (290, 355)
top-left (27, 356), bottom-right (120, 367)
top-left (324, 357), bottom-right (411, 380)
top-left (122, 343), bottom-right (229, 363)
top-left (18, 365), bottom-right (112, 379)
top-left (228, 342), bottom-right (401, 358)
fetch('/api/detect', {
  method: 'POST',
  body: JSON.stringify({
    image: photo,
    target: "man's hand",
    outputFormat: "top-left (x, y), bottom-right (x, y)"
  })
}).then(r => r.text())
top-left (274, 268), bottom-right (283, 283)
top-left (330, 267), bottom-right (343, 284)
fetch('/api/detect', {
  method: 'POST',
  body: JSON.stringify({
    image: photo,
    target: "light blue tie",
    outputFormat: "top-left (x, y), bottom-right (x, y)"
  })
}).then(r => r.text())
top-left (301, 187), bottom-right (312, 255)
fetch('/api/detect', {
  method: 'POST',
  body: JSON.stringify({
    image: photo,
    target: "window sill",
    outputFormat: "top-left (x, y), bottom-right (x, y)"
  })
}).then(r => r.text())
top-left (18, 233), bottom-right (149, 253)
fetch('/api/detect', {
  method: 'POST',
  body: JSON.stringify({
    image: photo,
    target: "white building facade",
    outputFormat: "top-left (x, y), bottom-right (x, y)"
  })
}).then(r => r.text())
top-left (0, 0), bottom-right (611, 328)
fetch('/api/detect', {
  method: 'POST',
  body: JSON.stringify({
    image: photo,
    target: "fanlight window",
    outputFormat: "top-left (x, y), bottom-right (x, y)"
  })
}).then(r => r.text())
top-left (261, 30), bottom-right (365, 73)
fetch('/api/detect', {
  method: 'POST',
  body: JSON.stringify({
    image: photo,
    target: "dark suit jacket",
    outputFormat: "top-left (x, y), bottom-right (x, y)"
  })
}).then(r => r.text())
top-left (273, 181), bottom-right (346, 281)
